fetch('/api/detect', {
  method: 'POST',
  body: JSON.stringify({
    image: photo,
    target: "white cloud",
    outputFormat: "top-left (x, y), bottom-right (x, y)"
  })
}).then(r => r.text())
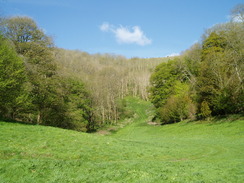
top-left (165, 53), bottom-right (180, 57)
top-left (115, 26), bottom-right (152, 46)
top-left (100, 22), bottom-right (152, 46)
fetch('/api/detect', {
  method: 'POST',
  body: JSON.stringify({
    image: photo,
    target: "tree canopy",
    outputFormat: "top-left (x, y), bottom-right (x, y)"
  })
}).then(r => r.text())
top-left (0, 35), bottom-right (26, 118)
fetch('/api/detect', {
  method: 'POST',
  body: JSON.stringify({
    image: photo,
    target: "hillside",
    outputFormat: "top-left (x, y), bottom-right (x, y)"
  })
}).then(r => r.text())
top-left (54, 49), bottom-right (168, 126)
top-left (0, 98), bottom-right (243, 182)
top-left (1, 13), bottom-right (243, 132)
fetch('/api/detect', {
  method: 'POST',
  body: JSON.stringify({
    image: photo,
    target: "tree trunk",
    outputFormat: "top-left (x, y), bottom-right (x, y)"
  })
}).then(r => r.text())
top-left (37, 110), bottom-right (41, 124)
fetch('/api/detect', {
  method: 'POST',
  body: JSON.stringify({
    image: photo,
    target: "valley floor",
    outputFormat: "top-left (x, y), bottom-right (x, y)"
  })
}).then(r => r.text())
top-left (0, 98), bottom-right (243, 182)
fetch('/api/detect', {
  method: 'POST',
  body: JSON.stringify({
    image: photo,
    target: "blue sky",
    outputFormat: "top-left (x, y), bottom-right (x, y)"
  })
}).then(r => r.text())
top-left (0, 0), bottom-right (242, 58)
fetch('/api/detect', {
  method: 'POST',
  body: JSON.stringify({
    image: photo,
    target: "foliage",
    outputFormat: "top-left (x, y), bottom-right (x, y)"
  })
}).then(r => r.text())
top-left (0, 35), bottom-right (26, 118)
top-left (63, 78), bottom-right (94, 132)
top-left (197, 24), bottom-right (244, 116)
top-left (149, 60), bottom-right (181, 108)
top-left (1, 16), bottom-right (52, 50)
top-left (159, 95), bottom-right (196, 124)
top-left (200, 100), bottom-right (212, 118)
top-left (149, 59), bottom-right (196, 123)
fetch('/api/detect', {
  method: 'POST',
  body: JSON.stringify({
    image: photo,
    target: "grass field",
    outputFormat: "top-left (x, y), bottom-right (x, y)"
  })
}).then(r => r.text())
top-left (0, 97), bottom-right (243, 182)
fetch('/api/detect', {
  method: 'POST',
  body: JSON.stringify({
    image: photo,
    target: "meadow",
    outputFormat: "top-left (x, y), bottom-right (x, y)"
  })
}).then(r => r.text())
top-left (0, 98), bottom-right (243, 182)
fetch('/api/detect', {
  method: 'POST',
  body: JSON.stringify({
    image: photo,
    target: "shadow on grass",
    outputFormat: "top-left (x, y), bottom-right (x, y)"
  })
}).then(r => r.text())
top-left (157, 114), bottom-right (244, 127)
top-left (0, 116), bottom-right (37, 126)
top-left (211, 114), bottom-right (244, 123)
top-left (194, 114), bottom-right (244, 126)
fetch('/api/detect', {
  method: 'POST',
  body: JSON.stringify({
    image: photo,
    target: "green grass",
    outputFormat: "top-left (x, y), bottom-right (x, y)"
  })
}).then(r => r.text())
top-left (0, 97), bottom-right (243, 182)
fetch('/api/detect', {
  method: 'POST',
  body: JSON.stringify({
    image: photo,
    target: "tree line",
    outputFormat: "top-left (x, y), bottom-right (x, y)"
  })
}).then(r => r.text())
top-left (0, 16), bottom-right (166, 131)
top-left (149, 5), bottom-right (244, 124)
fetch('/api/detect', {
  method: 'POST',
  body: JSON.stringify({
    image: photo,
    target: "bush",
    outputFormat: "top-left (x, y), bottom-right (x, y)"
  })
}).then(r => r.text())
top-left (159, 95), bottom-right (196, 124)
top-left (200, 100), bottom-right (212, 119)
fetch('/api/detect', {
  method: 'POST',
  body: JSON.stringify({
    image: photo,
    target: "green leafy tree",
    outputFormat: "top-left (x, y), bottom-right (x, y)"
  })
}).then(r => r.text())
top-left (1, 16), bottom-right (52, 52)
top-left (201, 32), bottom-right (226, 60)
top-left (159, 94), bottom-right (195, 124)
top-left (0, 35), bottom-right (25, 118)
top-left (1, 16), bottom-right (58, 124)
top-left (197, 32), bottom-right (226, 115)
top-left (149, 59), bottom-right (196, 123)
top-left (64, 78), bottom-right (94, 132)
top-left (197, 28), bottom-right (244, 115)
top-left (149, 60), bottom-right (181, 108)
top-left (157, 81), bottom-right (196, 124)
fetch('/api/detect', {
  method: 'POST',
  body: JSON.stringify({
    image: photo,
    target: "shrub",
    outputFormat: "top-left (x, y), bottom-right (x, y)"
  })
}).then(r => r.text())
top-left (159, 95), bottom-right (196, 124)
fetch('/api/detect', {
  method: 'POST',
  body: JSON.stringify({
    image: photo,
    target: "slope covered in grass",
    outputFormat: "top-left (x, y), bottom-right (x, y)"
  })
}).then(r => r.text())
top-left (0, 98), bottom-right (243, 182)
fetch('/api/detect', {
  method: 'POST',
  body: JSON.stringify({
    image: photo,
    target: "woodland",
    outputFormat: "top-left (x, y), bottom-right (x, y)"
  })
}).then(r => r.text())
top-left (0, 5), bottom-right (243, 132)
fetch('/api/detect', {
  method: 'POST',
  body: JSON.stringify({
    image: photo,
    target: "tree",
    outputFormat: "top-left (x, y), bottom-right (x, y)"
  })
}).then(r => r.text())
top-left (149, 60), bottom-right (181, 108)
top-left (0, 35), bottom-right (26, 118)
top-left (63, 78), bottom-right (94, 132)
top-left (1, 16), bottom-right (52, 51)
top-left (1, 16), bottom-right (58, 124)
top-left (197, 26), bottom-right (244, 115)
top-left (159, 94), bottom-right (195, 124)
top-left (201, 32), bottom-right (226, 60)
top-left (149, 59), bottom-right (196, 123)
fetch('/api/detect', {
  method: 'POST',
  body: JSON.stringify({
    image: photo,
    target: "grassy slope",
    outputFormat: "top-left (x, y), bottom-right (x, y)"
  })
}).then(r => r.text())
top-left (0, 98), bottom-right (243, 183)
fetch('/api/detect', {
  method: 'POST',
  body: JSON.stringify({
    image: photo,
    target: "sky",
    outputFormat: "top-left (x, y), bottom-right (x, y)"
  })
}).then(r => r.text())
top-left (0, 0), bottom-right (243, 58)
